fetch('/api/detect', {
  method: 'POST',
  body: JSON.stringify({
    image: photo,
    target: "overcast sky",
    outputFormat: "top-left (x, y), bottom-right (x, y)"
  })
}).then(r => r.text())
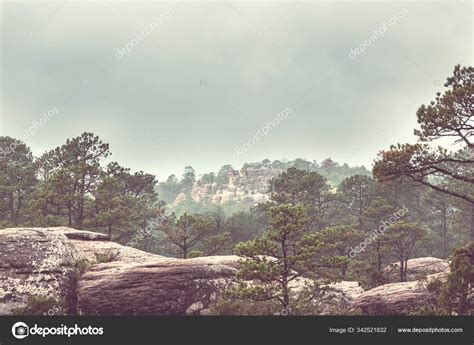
top-left (1, 0), bottom-right (472, 180)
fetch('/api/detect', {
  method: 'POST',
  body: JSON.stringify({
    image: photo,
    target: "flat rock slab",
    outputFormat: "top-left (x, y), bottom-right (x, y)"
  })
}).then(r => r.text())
top-left (350, 276), bottom-right (441, 315)
top-left (29, 227), bottom-right (164, 263)
top-left (77, 256), bottom-right (240, 315)
top-left (383, 257), bottom-right (449, 282)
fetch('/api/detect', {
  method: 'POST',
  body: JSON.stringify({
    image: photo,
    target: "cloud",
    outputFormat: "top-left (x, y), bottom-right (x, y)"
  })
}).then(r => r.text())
top-left (0, 1), bottom-right (471, 179)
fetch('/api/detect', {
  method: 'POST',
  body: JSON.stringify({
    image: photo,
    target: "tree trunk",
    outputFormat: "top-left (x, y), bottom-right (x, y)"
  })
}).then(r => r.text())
top-left (402, 259), bottom-right (408, 282)
top-left (15, 194), bottom-right (23, 224)
top-left (442, 206), bottom-right (448, 258)
top-left (281, 237), bottom-right (290, 312)
top-left (183, 244), bottom-right (188, 259)
top-left (341, 265), bottom-right (347, 277)
top-left (282, 280), bottom-right (290, 311)
top-left (399, 259), bottom-right (406, 282)
top-left (68, 205), bottom-right (72, 227)
top-left (376, 240), bottom-right (382, 271)
top-left (9, 193), bottom-right (14, 221)
top-left (471, 203), bottom-right (474, 242)
top-left (77, 200), bottom-right (84, 229)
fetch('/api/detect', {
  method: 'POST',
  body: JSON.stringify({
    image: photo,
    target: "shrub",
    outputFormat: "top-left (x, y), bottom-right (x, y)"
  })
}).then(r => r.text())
top-left (439, 241), bottom-right (473, 315)
top-left (188, 250), bottom-right (205, 258)
top-left (75, 258), bottom-right (91, 273)
top-left (12, 296), bottom-right (64, 316)
top-left (414, 242), bottom-right (473, 315)
top-left (94, 250), bottom-right (121, 263)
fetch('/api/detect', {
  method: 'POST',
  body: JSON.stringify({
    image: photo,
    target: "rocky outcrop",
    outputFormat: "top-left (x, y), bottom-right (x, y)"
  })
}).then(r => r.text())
top-left (173, 192), bottom-right (187, 206)
top-left (180, 167), bottom-right (281, 206)
top-left (350, 272), bottom-right (447, 315)
top-left (77, 256), bottom-right (240, 315)
top-left (0, 227), bottom-right (240, 316)
top-left (17, 227), bottom-right (160, 264)
top-left (383, 257), bottom-right (450, 282)
top-left (1, 227), bottom-right (451, 316)
top-left (0, 228), bottom-right (86, 314)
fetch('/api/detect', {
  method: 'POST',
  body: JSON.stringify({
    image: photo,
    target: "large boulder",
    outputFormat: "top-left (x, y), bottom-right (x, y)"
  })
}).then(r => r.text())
top-left (0, 228), bottom-right (85, 314)
top-left (350, 271), bottom-right (448, 315)
top-left (77, 256), bottom-right (240, 315)
top-left (1, 227), bottom-right (242, 316)
top-left (383, 257), bottom-right (449, 282)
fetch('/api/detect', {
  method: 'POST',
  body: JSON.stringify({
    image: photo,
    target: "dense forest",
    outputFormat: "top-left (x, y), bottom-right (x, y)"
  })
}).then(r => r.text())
top-left (1, 65), bottom-right (473, 315)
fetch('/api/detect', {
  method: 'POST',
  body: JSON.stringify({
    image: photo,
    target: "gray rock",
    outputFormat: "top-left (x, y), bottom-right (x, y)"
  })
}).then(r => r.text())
top-left (350, 272), bottom-right (447, 315)
top-left (0, 228), bottom-right (85, 315)
top-left (1, 227), bottom-right (241, 316)
top-left (383, 257), bottom-right (450, 282)
top-left (41, 226), bottom-right (162, 263)
top-left (76, 256), bottom-right (239, 315)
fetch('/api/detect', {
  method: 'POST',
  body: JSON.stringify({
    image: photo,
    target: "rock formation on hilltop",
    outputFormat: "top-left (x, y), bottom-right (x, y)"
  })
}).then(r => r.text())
top-left (162, 160), bottom-right (371, 207)
top-left (176, 167), bottom-right (281, 206)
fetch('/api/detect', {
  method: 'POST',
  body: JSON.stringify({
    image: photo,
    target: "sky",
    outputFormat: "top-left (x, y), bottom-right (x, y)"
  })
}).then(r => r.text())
top-left (0, 0), bottom-right (472, 180)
